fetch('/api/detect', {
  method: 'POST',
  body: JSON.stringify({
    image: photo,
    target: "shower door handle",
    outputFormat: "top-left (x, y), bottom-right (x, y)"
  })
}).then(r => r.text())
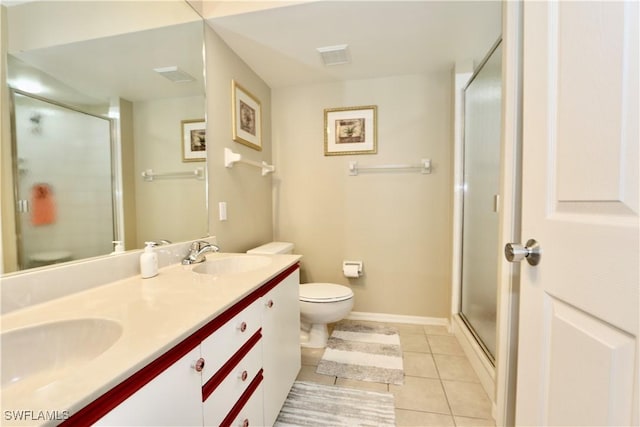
top-left (504, 239), bottom-right (541, 266)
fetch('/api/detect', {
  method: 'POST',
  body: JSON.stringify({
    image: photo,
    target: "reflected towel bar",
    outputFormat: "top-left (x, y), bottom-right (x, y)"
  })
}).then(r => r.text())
top-left (141, 168), bottom-right (205, 182)
top-left (348, 160), bottom-right (432, 176)
top-left (224, 148), bottom-right (275, 176)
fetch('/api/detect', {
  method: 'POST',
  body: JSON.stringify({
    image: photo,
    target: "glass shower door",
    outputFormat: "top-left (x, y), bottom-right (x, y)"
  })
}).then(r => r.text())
top-left (460, 41), bottom-right (502, 361)
top-left (12, 91), bottom-right (115, 269)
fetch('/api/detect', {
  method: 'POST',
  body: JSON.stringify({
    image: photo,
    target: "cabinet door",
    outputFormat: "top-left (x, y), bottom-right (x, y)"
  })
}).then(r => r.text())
top-left (261, 269), bottom-right (301, 425)
top-left (95, 346), bottom-right (202, 426)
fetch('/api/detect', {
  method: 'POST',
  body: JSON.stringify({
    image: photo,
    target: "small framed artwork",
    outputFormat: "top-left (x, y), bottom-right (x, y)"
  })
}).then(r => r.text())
top-left (181, 119), bottom-right (206, 162)
top-left (324, 105), bottom-right (377, 156)
top-left (232, 80), bottom-right (262, 151)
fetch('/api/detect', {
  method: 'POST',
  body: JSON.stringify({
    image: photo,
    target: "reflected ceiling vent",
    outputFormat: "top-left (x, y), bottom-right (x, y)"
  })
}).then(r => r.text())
top-left (153, 66), bottom-right (195, 83)
top-left (316, 44), bottom-right (350, 66)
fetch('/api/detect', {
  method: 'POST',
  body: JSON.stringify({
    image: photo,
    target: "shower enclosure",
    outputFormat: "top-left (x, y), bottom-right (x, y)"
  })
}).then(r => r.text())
top-left (10, 90), bottom-right (116, 269)
top-left (459, 40), bottom-right (503, 362)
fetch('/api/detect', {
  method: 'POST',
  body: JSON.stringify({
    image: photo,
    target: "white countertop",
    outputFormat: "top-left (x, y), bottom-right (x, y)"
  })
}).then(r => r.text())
top-left (0, 252), bottom-right (301, 426)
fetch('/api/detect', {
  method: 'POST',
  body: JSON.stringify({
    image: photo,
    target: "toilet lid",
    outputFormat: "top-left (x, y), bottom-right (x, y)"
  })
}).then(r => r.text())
top-left (299, 283), bottom-right (353, 303)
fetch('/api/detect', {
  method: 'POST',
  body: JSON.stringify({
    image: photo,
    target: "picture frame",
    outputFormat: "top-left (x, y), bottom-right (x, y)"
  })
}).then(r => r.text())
top-left (181, 119), bottom-right (206, 162)
top-left (232, 80), bottom-right (262, 151)
top-left (324, 105), bottom-right (377, 156)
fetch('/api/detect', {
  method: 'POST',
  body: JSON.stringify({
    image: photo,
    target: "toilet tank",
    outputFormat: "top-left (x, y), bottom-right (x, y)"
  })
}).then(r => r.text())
top-left (247, 242), bottom-right (294, 255)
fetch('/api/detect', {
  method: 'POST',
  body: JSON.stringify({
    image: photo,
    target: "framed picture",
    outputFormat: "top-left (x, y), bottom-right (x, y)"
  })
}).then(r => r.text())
top-left (324, 105), bottom-right (377, 156)
top-left (181, 119), bottom-right (206, 162)
top-left (232, 80), bottom-right (262, 151)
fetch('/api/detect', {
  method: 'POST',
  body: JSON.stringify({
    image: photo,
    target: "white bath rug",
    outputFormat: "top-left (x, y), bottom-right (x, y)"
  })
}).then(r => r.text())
top-left (274, 381), bottom-right (395, 427)
top-left (316, 321), bottom-right (404, 385)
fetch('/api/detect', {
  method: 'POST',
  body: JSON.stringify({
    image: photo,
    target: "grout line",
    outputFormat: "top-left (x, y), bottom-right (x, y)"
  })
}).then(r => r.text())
top-left (426, 329), bottom-right (458, 424)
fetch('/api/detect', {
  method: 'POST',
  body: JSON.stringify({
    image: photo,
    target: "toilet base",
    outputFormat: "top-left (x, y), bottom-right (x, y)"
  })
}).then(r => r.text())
top-left (300, 322), bottom-right (329, 348)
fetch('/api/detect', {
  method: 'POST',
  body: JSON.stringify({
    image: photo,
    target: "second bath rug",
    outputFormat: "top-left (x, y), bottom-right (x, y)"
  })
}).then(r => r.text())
top-left (316, 321), bottom-right (404, 385)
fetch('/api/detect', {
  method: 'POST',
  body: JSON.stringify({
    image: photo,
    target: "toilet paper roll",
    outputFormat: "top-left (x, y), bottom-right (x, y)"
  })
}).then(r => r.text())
top-left (343, 264), bottom-right (360, 278)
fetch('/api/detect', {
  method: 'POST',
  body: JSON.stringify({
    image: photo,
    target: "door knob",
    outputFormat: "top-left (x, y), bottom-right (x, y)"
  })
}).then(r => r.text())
top-left (504, 239), bottom-right (541, 266)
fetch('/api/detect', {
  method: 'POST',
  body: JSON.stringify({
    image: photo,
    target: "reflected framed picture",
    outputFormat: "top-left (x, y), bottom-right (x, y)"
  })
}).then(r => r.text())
top-left (181, 119), bottom-right (206, 162)
top-left (232, 80), bottom-right (262, 151)
top-left (324, 105), bottom-right (377, 156)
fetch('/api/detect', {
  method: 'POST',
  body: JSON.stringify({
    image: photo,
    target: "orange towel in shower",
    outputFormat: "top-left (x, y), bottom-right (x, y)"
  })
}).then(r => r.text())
top-left (31, 183), bottom-right (56, 225)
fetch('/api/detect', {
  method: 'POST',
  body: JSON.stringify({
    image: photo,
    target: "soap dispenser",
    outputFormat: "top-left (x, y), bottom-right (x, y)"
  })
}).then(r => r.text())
top-left (140, 241), bottom-right (158, 278)
top-left (111, 240), bottom-right (125, 255)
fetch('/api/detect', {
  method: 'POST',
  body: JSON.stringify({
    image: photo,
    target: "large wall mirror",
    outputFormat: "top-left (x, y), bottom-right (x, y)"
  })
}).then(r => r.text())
top-left (1, 1), bottom-right (207, 274)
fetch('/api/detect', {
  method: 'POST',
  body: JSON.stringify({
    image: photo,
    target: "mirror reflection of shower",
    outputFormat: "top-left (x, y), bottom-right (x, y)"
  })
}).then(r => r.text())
top-left (11, 90), bottom-right (116, 269)
top-left (459, 40), bottom-right (503, 362)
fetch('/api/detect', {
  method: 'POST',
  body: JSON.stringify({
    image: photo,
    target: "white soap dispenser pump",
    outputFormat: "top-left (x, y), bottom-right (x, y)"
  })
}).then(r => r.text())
top-left (140, 241), bottom-right (158, 278)
top-left (111, 240), bottom-right (124, 254)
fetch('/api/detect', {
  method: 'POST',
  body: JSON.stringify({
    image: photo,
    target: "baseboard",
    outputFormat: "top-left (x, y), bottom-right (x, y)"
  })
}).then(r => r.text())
top-left (347, 311), bottom-right (449, 327)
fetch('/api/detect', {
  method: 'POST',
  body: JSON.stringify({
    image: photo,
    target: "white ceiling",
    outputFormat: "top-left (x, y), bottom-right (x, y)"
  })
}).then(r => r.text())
top-left (207, 1), bottom-right (503, 89)
top-left (6, 1), bottom-right (502, 106)
top-left (8, 21), bottom-right (204, 107)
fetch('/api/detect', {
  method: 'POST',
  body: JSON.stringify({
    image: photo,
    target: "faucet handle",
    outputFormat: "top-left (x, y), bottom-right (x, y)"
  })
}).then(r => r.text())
top-left (190, 240), bottom-right (208, 250)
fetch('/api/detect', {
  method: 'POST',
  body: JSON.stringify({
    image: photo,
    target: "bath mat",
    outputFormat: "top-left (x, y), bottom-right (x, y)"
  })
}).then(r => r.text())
top-left (274, 381), bottom-right (395, 427)
top-left (316, 321), bottom-right (404, 385)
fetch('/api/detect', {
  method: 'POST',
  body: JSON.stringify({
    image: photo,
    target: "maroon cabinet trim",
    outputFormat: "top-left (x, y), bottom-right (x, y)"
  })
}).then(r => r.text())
top-left (219, 369), bottom-right (264, 427)
top-left (202, 328), bottom-right (262, 402)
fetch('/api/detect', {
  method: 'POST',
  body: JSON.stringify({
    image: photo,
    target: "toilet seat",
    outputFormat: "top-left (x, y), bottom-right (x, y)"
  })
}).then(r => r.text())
top-left (300, 283), bottom-right (353, 303)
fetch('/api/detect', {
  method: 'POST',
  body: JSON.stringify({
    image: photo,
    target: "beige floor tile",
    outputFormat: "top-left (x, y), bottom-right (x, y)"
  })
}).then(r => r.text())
top-left (400, 333), bottom-right (431, 353)
top-left (423, 324), bottom-right (452, 336)
top-left (300, 346), bottom-right (325, 366)
top-left (427, 334), bottom-right (465, 356)
top-left (403, 352), bottom-right (439, 378)
top-left (395, 409), bottom-right (455, 426)
top-left (390, 322), bottom-right (427, 335)
top-left (442, 380), bottom-right (492, 419)
top-left (335, 377), bottom-right (389, 392)
top-left (296, 365), bottom-right (336, 385)
top-left (390, 376), bottom-right (450, 414)
top-left (454, 416), bottom-right (496, 426)
top-left (433, 354), bottom-right (479, 382)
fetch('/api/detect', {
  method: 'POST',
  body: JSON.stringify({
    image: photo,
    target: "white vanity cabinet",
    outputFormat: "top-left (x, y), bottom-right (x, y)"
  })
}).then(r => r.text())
top-left (62, 263), bottom-right (300, 427)
top-left (261, 268), bottom-right (301, 425)
top-left (94, 346), bottom-right (203, 426)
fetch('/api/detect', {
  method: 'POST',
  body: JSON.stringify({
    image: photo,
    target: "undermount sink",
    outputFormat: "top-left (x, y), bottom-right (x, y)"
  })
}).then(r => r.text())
top-left (1, 318), bottom-right (123, 389)
top-left (192, 255), bottom-right (272, 276)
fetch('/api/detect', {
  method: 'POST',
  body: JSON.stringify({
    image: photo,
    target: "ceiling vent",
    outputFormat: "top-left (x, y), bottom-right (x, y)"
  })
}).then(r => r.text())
top-left (316, 44), bottom-right (351, 66)
top-left (153, 66), bottom-right (195, 83)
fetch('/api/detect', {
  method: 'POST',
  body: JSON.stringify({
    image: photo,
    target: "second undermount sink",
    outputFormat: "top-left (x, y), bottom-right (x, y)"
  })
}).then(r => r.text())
top-left (192, 255), bottom-right (272, 276)
top-left (1, 318), bottom-right (123, 389)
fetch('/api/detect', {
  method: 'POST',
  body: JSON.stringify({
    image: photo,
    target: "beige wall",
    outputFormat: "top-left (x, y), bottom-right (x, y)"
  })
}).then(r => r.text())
top-left (133, 95), bottom-right (207, 248)
top-left (272, 73), bottom-right (453, 318)
top-left (204, 25), bottom-right (273, 252)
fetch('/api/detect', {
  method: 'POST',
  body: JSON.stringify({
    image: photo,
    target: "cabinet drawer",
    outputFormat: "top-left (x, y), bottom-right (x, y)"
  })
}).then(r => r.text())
top-left (228, 382), bottom-right (264, 427)
top-left (203, 344), bottom-right (262, 427)
top-left (200, 298), bottom-right (261, 383)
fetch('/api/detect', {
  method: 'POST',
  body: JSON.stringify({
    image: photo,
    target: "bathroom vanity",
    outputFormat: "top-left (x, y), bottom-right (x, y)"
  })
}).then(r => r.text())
top-left (1, 253), bottom-right (301, 427)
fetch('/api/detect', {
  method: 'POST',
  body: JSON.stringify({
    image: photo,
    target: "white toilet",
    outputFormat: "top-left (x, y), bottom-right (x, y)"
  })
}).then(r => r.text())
top-left (247, 242), bottom-right (354, 348)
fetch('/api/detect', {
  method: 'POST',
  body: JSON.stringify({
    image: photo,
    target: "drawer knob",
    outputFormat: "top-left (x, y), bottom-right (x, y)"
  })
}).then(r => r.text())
top-left (242, 419), bottom-right (249, 427)
top-left (193, 358), bottom-right (205, 372)
top-left (239, 370), bottom-right (248, 382)
top-left (266, 299), bottom-right (274, 308)
top-left (238, 321), bottom-right (247, 332)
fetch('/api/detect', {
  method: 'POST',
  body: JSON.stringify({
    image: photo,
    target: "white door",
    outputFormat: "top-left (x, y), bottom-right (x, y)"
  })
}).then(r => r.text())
top-left (514, 1), bottom-right (639, 426)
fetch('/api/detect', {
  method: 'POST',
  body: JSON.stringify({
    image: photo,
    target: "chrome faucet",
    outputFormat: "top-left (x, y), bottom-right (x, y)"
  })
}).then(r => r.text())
top-left (182, 241), bottom-right (220, 265)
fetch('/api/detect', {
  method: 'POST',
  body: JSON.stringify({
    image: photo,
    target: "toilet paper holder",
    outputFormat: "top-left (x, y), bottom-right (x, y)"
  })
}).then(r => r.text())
top-left (343, 260), bottom-right (363, 278)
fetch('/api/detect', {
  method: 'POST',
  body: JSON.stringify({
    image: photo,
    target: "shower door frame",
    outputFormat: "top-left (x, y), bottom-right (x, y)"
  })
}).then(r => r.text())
top-left (458, 37), bottom-right (503, 366)
top-left (9, 88), bottom-right (120, 270)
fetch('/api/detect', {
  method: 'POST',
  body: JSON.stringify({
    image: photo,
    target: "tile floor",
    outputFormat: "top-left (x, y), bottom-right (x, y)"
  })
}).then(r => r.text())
top-left (296, 321), bottom-right (495, 427)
